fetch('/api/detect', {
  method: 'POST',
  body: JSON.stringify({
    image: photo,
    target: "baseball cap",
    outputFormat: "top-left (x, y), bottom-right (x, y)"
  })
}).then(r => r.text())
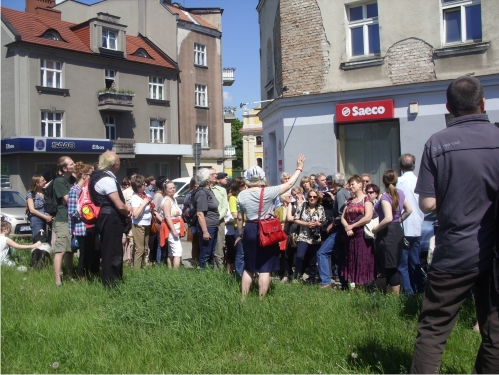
top-left (216, 172), bottom-right (228, 180)
top-left (326, 175), bottom-right (334, 183)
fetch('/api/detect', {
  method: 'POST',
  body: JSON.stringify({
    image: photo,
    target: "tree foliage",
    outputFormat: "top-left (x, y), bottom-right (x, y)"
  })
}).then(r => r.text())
top-left (231, 118), bottom-right (244, 170)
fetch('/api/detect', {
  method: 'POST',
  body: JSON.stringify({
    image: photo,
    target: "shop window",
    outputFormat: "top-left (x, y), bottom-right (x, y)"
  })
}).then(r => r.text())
top-left (40, 60), bottom-right (62, 88)
top-left (41, 111), bottom-right (62, 137)
top-left (442, 0), bottom-right (481, 44)
top-left (347, 2), bottom-right (380, 57)
top-left (339, 121), bottom-right (400, 187)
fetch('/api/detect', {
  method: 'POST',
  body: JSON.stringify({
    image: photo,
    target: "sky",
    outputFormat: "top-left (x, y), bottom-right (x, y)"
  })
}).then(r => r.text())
top-left (1, 0), bottom-right (261, 119)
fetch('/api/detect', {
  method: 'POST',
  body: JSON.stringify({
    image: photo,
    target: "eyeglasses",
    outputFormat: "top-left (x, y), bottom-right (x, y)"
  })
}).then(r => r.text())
top-left (367, 191), bottom-right (375, 194)
top-left (308, 195), bottom-right (318, 200)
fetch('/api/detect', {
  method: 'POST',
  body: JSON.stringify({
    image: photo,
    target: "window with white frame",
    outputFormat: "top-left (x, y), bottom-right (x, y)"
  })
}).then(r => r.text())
top-left (347, 2), bottom-right (380, 57)
top-left (194, 43), bottom-right (206, 66)
top-left (40, 60), bottom-right (62, 88)
top-left (102, 29), bottom-right (117, 50)
top-left (41, 112), bottom-right (62, 137)
top-left (150, 120), bottom-right (165, 143)
top-left (442, 0), bottom-right (481, 44)
top-left (105, 69), bottom-right (116, 90)
top-left (105, 116), bottom-right (116, 140)
top-left (149, 77), bottom-right (163, 100)
top-left (196, 125), bottom-right (209, 148)
top-left (195, 84), bottom-right (208, 107)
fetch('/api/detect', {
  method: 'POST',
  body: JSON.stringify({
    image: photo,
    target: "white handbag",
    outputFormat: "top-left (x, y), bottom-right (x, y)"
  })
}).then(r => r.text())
top-left (363, 197), bottom-right (378, 239)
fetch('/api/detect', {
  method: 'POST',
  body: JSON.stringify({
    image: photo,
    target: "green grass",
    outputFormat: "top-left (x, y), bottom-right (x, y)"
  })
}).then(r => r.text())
top-left (1, 252), bottom-right (481, 374)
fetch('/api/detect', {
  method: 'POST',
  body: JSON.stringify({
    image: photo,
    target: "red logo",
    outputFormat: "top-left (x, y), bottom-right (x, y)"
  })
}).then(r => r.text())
top-left (336, 100), bottom-right (394, 122)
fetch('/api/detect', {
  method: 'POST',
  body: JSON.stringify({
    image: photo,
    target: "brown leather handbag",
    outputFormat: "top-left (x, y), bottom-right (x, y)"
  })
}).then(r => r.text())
top-left (257, 188), bottom-right (287, 247)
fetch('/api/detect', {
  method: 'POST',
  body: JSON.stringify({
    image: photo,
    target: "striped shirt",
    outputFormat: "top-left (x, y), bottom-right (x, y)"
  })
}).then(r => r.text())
top-left (67, 184), bottom-right (86, 236)
top-left (237, 186), bottom-right (280, 221)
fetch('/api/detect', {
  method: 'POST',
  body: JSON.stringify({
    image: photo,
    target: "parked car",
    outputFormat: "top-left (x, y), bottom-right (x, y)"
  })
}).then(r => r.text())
top-left (0, 189), bottom-right (31, 237)
top-left (172, 177), bottom-right (191, 209)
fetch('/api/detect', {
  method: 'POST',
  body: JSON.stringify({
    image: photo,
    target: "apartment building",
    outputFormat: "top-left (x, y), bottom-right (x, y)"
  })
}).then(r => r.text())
top-left (257, 0), bottom-right (499, 186)
top-left (54, 0), bottom-right (235, 177)
top-left (1, 2), bottom-right (186, 194)
top-left (240, 105), bottom-right (263, 170)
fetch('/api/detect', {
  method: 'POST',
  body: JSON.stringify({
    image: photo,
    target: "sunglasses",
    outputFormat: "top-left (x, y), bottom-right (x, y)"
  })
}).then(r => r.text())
top-left (367, 191), bottom-right (375, 194)
top-left (308, 195), bottom-right (318, 199)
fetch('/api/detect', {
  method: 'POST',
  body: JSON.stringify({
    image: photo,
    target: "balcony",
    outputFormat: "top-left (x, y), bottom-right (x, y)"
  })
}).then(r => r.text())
top-left (222, 68), bottom-right (235, 86)
top-left (112, 138), bottom-right (135, 158)
top-left (224, 145), bottom-right (236, 159)
top-left (98, 90), bottom-right (134, 112)
top-left (223, 106), bottom-right (236, 123)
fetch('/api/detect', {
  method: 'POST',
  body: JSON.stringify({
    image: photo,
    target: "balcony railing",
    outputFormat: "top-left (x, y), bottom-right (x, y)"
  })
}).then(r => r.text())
top-left (223, 68), bottom-right (235, 86)
top-left (98, 91), bottom-right (134, 111)
top-left (223, 106), bottom-right (236, 122)
top-left (224, 145), bottom-right (236, 158)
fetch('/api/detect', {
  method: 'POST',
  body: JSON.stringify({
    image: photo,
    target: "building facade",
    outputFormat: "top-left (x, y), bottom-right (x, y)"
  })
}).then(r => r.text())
top-left (257, 0), bottom-right (499, 186)
top-left (240, 106), bottom-right (263, 170)
top-left (1, 3), bottom-right (188, 194)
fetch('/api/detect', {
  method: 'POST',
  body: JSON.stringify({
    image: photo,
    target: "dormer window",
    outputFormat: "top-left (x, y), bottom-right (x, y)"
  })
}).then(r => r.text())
top-left (102, 29), bottom-right (117, 50)
top-left (134, 48), bottom-right (150, 58)
top-left (43, 30), bottom-right (62, 41)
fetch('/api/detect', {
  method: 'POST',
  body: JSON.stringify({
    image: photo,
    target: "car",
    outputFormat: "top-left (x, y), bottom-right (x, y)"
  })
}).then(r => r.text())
top-left (172, 177), bottom-right (191, 209)
top-left (0, 189), bottom-right (31, 237)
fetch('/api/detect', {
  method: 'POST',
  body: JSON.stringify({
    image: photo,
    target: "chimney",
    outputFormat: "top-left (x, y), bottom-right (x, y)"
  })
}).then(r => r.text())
top-left (25, 0), bottom-right (61, 20)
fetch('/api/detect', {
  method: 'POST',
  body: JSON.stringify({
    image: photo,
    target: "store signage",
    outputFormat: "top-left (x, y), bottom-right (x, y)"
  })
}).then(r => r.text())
top-left (336, 99), bottom-right (394, 123)
top-left (1, 137), bottom-right (113, 154)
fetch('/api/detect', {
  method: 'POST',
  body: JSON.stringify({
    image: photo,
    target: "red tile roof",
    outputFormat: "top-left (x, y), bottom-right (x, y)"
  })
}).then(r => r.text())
top-left (165, 4), bottom-right (218, 31)
top-left (1, 7), bottom-right (177, 70)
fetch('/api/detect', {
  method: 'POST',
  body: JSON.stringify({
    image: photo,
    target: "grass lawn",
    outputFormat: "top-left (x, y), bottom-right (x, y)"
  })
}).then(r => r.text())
top-left (1, 252), bottom-right (480, 374)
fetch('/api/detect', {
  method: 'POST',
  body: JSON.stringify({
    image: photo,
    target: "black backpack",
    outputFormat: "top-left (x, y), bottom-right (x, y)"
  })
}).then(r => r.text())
top-left (43, 176), bottom-right (62, 216)
top-left (181, 187), bottom-right (201, 227)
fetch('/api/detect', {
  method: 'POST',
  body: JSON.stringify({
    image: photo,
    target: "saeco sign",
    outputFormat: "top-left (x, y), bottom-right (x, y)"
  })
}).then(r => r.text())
top-left (336, 99), bottom-right (394, 123)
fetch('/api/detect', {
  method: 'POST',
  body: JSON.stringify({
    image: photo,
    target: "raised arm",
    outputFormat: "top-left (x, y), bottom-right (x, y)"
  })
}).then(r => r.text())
top-left (279, 154), bottom-right (305, 194)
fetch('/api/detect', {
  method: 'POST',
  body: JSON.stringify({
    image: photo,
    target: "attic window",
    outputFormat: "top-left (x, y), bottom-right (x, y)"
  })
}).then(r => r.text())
top-left (43, 30), bottom-right (62, 41)
top-left (134, 48), bottom-right (150, 58)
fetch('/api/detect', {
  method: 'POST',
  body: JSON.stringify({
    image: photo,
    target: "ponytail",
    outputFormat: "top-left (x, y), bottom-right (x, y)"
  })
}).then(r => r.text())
top-left (387, 183), bottom-right (399, 211)
top-left (382, 169), bottom-right (399, 212)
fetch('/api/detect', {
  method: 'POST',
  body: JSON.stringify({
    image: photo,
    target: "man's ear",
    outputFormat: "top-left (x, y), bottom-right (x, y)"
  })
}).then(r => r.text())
top-left (480, 97), bottom-right (485, 113)
top-left (445, 102), bottom-right (454, 116)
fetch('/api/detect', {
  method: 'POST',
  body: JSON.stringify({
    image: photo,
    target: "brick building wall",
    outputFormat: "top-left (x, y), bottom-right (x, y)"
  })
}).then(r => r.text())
top-left (386, 38), bottom-right (437, 85)
top-left (277, 0), bottom-right (330, 96)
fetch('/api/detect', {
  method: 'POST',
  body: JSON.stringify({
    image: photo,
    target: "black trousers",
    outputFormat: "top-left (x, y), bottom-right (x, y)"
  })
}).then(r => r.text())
top-left (95, 214), bottom-right (125, 287)
top-left (76, 227), bottom-right (101, 277)
top-left (411, 268), bottom-right (499, 373)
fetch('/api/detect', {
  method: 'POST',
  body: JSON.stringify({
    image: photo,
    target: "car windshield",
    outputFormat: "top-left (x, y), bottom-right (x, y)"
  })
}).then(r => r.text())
top-left (1, 190), bottom-right (26, 208)
top-left (174, 182), bottom-right (189, 197)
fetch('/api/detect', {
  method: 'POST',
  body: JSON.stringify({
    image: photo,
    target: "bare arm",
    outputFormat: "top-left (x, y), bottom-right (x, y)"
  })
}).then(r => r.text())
top-left (5, 238), bottom-right (41, 250)
top-left (286, 203), bottom-right (295, 222)
top-left (279, 154), bottom-right (305, 194)
top-left (108, 192), bottom-right (131, 217)
top-left (234, 210), bottom-right (245, 246)
top-left (419, 195), bottom-right (436, 214)
top-left (346, 201), bottom-right (373, 230)
top-left (162, 199), bottom-right (178, 238)
top-left (401, 198), bottom-right (412, 222)
top-left (27, 196), bottom-right (53, 222)
top-left (196, 212), bottom-right (210, 241)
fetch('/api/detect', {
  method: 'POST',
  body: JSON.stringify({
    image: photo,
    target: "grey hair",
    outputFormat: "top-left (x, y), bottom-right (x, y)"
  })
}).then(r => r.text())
top-left (195, 168), bottom-right (211, 187)
top-left (280, 172), bottom-right (291, 181)
top-left (333, 173), bottom-right (346, 187)
top-left (245, 176), bottom-right (267, 188)
top-left (98, 151), bottom-right (116, 170)
top-left (316, 172), bottom-right (326, 180)
top-left (279, 192), bottom-right (290, 203)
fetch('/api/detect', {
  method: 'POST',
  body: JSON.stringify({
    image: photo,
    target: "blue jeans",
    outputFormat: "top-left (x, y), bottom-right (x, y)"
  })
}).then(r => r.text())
top-left (235, 239), bottom-right (244, 276)
top-left (157, 241), bottom-right (167, 265)
top-left (317, 230), bottom-right (339, 286)
top-left (198, 226), bottom-right (218, 269)
top-left (398, 236), bottom-right (422, 294)
top-left (30, 215), bottom-right (47, 239)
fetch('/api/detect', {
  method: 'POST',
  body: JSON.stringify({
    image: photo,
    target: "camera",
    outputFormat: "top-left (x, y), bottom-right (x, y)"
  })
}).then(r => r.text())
top-left (312, 227), bottom-right (321, 241)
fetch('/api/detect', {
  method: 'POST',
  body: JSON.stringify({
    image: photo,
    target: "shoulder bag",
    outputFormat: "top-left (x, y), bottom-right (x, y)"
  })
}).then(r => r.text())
top-left (290, 202), bottom-right (306, 248)
top-left (363, 197), bottom-right (379, 239)
top-left (257, 188), bottom-right (288, 248)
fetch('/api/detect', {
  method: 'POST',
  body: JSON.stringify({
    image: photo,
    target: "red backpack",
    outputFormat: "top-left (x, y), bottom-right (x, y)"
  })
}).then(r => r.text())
top-left (78, 181), bottom-right (100, 224)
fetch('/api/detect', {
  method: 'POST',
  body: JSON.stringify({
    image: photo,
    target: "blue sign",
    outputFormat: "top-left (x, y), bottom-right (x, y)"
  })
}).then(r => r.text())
top-left (1, 137), bottom-right (114, 154)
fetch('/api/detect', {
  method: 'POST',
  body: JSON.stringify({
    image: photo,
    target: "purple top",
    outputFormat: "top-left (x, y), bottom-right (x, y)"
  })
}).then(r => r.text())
top-left (375, 190), bottom-right (405, 223)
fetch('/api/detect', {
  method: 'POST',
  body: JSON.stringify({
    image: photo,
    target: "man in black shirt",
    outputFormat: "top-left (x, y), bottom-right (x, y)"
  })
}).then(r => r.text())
top-left (411, 76), bottom-right (499, 373)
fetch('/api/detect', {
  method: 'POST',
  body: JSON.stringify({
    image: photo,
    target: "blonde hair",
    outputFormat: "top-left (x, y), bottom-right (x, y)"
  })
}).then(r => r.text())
top-left (98, 151), bottom-right (117, 170)
top-left (29, 175), bottom-right (44, 193)
top-left (245, 176), bottom-right (267, 188)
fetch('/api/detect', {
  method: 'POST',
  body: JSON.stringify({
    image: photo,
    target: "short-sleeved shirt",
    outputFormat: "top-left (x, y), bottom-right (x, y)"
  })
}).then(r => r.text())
top-left (396, 171), bottom-right (424, 236)
top-left (26, 191), bottom-right (46, 214)
top-left (195, 187), bottom-right (219, 228)
top-left (130, 194), bottom-right (152, 225)
top-left (237, 186), bottom-right (280, 221)
top-left (295, 203), bottom-right (326, 244)
top-left (212, 185), bottom-right (228, 220)
top-left (54, 176), bottom-right (72, 223)
top-left (94, 172), bottom-right (119, 195)
top-left (415, 114), bottom-right (499, 273)
top-left (375, 190), bottom-right (405, 223)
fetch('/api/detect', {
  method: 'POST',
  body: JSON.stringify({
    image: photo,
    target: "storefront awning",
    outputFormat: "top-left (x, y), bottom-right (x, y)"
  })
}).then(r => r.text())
top-left (1, 137), bottom-right (113, 154)
top-left (134, 143), bottom-right (192, 156)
